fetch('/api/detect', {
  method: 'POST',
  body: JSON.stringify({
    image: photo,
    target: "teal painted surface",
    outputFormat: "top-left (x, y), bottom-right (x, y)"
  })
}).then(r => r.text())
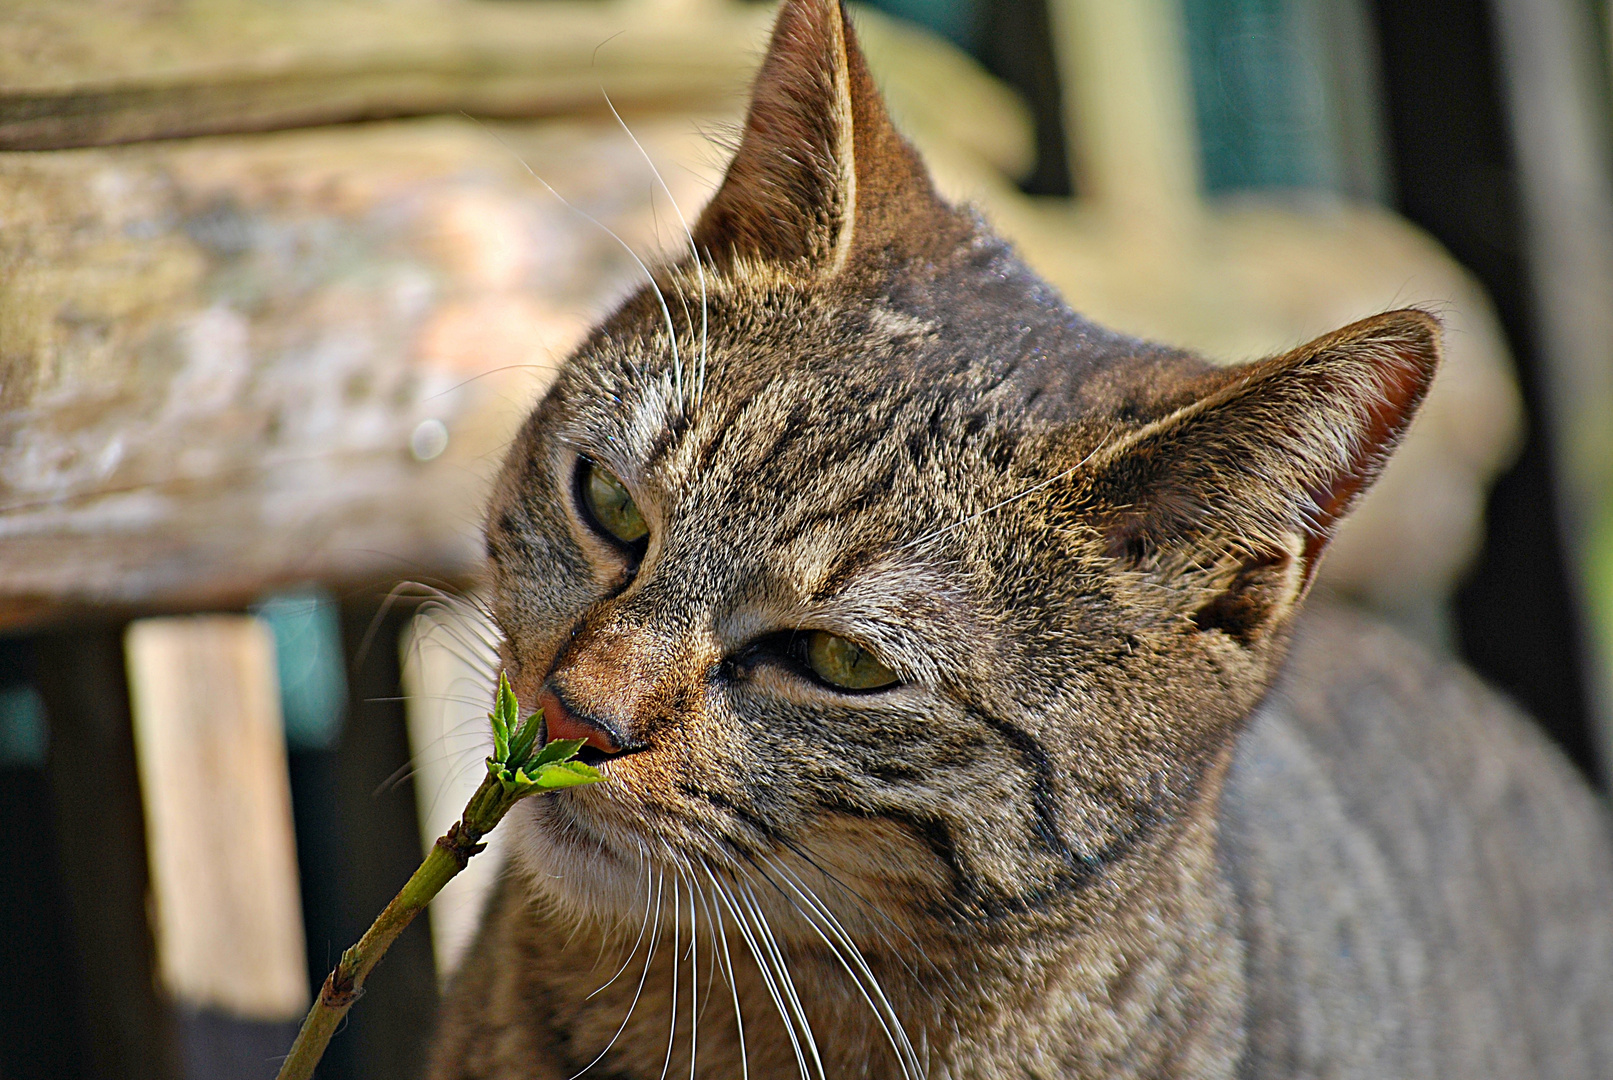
top-left (0, 685), bottom-right (47, 768)
top-left (1182, 0), bottom-right (1389, 200)
top-left (255, 589), bottom-right (348, 751)
top-left (1184, 0), bottom-right (1329, 191)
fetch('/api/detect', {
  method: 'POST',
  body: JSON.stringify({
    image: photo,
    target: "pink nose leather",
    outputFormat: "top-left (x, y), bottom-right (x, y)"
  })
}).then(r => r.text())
top-left (536, 688), bottom-right (619, 755)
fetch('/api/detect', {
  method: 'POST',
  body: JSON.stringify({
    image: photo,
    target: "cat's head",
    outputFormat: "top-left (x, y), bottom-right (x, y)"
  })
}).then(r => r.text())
top-left (486, 0), bottom-right (1437, 942)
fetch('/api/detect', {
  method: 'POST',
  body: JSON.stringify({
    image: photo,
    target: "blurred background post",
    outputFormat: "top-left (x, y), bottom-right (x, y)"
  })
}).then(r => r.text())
top-left (1, 1), bottom-right (1609, 1077)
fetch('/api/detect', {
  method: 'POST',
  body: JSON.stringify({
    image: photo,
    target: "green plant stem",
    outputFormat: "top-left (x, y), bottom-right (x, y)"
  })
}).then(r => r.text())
top-left (275, 770), bottom-right (522, 1080)
top-left (276, 673), bottom-right (596, 1079)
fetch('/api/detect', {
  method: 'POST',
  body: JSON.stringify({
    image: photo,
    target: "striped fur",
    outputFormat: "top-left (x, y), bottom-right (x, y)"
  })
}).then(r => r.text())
top-left (429, 2), bottom-right (1613, 1076)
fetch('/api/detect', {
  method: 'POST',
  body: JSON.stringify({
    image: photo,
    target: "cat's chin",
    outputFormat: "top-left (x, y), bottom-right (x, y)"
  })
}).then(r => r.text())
top-left (502, 790), bottom-right (665, 925)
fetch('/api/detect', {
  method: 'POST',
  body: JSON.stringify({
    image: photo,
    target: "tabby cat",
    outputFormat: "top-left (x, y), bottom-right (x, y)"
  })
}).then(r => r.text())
top-left (429, 1), bottom-right (1613, 1076)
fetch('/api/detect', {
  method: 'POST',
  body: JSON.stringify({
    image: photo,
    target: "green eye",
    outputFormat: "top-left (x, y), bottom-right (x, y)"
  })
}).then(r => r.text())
top-left (805, 631), bottom-right (898, 690)
top-left (582, 462), bottom-right (648, 546)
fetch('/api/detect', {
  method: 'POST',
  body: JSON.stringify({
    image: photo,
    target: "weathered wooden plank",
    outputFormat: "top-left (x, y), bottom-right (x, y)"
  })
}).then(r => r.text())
top-left (0, 7), bottom-right (1032, 627)
top-left (0, 1), bottom-right (766, 151)
top-left (0, 0), bottom-right (1034, 176)
top-left (124, 615), bottom-right (308, 1022)
top-left (0, 115), bottom-right (709, 621)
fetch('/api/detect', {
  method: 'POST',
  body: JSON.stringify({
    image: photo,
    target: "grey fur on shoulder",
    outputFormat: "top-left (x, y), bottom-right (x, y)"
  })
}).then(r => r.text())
top-left (1225, 608), bottom-right (1613, 1079)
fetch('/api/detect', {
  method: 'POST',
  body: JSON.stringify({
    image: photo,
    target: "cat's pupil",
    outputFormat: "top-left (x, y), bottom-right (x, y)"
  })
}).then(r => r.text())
top-left (582, 462), bottom-right (648, 545)
top-left (806, 631), bottom-right (898, 690)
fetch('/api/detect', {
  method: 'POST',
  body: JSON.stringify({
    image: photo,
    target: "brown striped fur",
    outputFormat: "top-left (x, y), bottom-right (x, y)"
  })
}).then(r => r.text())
top-left (429, 2), bottom-right (1613, 1076)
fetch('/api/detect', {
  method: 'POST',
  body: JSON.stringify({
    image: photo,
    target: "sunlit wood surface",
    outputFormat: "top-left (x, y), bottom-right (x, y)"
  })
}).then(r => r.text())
top-left (124, 614), bottom-right (308, 1021)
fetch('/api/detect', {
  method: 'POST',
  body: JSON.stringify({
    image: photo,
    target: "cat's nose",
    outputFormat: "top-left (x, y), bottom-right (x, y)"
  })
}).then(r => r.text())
top-left (536, 686), bottom-right (629, 756)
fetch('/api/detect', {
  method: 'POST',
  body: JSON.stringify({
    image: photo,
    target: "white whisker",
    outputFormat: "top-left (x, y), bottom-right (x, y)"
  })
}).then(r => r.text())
top-left (759, 855), bottom-right (923, 1080)
top-left (738, 878), bottom-right (826, 1080)
top-left (659, 873), bottom-right (681, 1080)
top-left (701, 860), bottom-right (750, 1080)
top-left (709, 869), bottom-right (810, 1080)
top-left (675, 853), bottom-right (719, 1024)
top-left (570, 867), bottom-right (665, 1079)
top-left (771, 839), bottom-right (932, 978)
top-left (602, 91), bottom-right (710, 410)
top-left (685, 863), bottom-right (700, 1080)
top-left (468, 115), bottom-right (678, 395)
top-left (588, 852), bottom-right (657, 999)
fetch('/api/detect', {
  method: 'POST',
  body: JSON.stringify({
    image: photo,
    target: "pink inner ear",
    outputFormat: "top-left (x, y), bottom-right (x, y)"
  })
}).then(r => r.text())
top-left (1297, 334), bottom-right (1437, 587)
top-left (1085, 311), bottom-right (1440, 599)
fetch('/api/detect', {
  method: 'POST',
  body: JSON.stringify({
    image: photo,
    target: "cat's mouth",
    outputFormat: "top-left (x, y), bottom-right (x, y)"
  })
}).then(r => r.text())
top-left (562, 740), bottom-right (648, 769)
top-left (570, 743), bottom-right (613, 768)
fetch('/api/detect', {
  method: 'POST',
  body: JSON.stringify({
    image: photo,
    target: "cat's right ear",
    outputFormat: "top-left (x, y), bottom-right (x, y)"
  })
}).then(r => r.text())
top-left (1069, 310), bottom-right (1441, 644)
top-left (693, 0), bottom-right (951, 275)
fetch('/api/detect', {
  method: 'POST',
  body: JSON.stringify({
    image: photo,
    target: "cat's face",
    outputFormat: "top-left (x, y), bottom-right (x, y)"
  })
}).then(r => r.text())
top-left (484, 0), bottom-right (1438, 946)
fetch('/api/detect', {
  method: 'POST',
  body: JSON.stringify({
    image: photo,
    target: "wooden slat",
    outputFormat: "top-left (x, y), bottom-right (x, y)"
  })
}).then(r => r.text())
top-left (0, 0), bottom-right (1033, 172)
top-left (124, 615), bottom-right (308, 1022)
top-left (400, 600), bottom-right (502, 980)
top-left (0, 115), bottom-right (687, 622)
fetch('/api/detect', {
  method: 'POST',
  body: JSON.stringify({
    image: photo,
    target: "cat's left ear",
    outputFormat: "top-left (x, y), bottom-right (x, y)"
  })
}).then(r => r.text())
top-left (693, 0), bottom-right (954, 275)
top-left (1070, 310), bottom-right (1441, 643)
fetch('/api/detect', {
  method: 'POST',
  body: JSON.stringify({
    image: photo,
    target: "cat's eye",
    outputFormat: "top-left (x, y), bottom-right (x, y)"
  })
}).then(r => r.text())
top-left (804, 631), bottom-right (898, 691)
top-left (580, 461), bottom-right (648, 547)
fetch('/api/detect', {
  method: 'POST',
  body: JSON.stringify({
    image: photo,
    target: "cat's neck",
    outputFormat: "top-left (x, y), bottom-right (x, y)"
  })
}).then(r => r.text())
top-left (925, 781), bottom-right (1247, 1079)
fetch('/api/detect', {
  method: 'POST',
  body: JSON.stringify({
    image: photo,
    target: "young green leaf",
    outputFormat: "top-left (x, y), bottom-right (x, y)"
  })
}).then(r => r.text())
top-left (490, 672), bottom-right (526, 763)
top-left (492, 725), bottom-right (510, 765)
top-left (533, 760), bottom-right (604, 789)
top-left (529, 736), bottom-right (587, 771)
top-left (494, 672), bottom-right (519, 731)
top-left (507, 711), bottom-right (543, 768)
